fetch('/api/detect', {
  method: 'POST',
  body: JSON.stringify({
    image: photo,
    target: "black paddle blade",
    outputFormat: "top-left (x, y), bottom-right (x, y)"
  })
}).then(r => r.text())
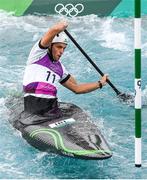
top-left (118, 93), bottom-right (134, 103)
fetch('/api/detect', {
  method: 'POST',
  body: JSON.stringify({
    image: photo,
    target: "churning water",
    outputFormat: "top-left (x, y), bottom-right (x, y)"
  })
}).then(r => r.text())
top-left (1, 10), bottom-right (147, 179)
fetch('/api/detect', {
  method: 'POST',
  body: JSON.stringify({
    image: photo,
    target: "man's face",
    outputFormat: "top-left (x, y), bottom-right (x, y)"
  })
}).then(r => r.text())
top-left (51, 43), bottom-right (67, 61)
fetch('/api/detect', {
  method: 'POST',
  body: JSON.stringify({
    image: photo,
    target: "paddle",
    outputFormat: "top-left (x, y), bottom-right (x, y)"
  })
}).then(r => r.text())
top-left (64, 29), bottom-right (134, 102)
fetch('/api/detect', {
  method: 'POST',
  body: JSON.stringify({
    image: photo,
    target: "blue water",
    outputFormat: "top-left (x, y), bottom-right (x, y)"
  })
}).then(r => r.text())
top-left (1, 11), bottom-right (147, 179)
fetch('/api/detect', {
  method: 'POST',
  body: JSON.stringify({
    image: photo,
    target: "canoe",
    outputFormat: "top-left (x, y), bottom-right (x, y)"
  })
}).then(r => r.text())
top-left (6, 96), bottom-right (112, 160)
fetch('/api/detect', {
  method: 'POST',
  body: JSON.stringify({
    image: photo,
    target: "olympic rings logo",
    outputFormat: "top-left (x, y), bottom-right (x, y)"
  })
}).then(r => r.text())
top-left (54, 3), bottom-right (84, 17)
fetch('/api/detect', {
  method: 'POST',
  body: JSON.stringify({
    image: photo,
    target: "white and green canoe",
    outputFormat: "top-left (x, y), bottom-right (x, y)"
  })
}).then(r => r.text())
top-left (0, 0), bottom-right (147, 17)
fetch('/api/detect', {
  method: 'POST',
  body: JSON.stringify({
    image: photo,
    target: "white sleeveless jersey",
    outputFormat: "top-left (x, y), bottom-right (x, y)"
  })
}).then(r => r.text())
top-left (23, 41), bottom-right (70, 99)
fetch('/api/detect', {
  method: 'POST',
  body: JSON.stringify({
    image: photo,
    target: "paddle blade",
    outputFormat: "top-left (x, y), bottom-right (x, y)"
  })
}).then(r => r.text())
top-left (118, 93), bottom-right (134, 103)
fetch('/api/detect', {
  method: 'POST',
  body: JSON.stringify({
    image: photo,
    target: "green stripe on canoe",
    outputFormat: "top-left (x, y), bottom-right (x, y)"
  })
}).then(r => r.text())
top-left (30, 128), bottom-right (112, 156)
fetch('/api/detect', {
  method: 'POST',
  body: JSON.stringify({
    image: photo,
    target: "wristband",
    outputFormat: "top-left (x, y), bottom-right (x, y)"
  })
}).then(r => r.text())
top-left (98, 81), bottom-right (102, 89)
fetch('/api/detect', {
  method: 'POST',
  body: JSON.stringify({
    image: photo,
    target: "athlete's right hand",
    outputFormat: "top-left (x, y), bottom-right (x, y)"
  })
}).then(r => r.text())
top-left (53, 20), bottom-right (68, 32)
top-left (100, 74), bottom-right (109, 86)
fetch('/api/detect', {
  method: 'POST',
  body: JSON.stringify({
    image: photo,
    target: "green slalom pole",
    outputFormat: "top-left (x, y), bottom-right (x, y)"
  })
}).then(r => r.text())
top-left (134, 0), bottom-right (141, 167)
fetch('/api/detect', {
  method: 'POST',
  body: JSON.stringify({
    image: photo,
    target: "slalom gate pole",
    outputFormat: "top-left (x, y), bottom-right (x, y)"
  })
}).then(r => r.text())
top-left (134, 0), bottom-right (142, 167)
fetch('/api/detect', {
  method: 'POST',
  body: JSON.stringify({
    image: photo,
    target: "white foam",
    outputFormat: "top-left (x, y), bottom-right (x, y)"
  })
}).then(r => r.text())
top-left (142, 86), bottom-right (147, 106)
top-left (98, 18), bottom-right (130, 51)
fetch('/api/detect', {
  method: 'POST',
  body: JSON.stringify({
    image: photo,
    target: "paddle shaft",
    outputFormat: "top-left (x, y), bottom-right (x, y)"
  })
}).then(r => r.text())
top-left (64, 29), bottom-right (121, 96)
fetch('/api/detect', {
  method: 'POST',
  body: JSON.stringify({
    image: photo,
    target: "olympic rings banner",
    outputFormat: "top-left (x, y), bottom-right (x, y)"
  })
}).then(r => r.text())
top-left (54, 3), bottom-right (84, 17)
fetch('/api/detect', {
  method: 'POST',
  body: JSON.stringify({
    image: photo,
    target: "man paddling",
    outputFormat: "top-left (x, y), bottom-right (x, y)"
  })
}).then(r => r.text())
top-left (23, 20), bottom-right (108, 116)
